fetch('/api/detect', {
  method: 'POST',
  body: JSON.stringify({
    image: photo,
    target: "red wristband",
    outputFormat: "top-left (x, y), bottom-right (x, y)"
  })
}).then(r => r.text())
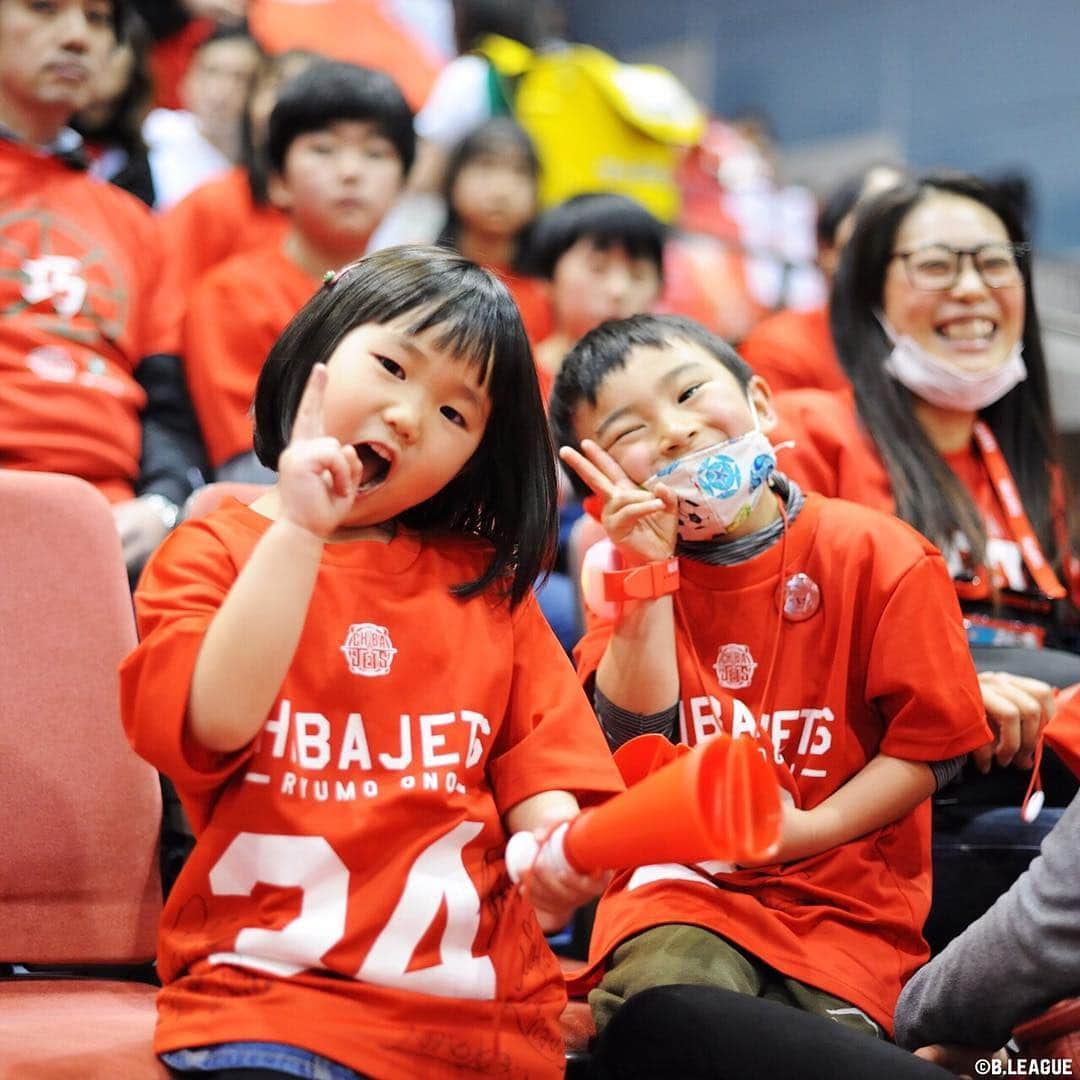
top-left (602, 558), bottom-right (680, 602)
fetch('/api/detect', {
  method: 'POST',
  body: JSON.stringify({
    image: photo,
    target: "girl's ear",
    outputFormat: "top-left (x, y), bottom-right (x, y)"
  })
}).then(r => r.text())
top-left (749, 373), bottom-right (778, 434)
top-left (267, 170), bottom-right (293, 211)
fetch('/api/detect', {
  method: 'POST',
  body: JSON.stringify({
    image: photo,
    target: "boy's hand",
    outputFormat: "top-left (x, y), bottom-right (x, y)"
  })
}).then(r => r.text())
top-left (560, 440), bottom-right (678, 564)
top-left (277, 364), bottom-right (363, 540)
top-left (976, 671), bottom-right (1054, 772)
top-left (522, 826), bottom-right (612, 932)
top-left (914, 1044), bottom-right (1008, 1077)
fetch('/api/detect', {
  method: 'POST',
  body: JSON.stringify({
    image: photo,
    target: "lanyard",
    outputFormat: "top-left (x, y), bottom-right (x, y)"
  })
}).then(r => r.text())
top-left (971, 421), bottom-right (1066, 600)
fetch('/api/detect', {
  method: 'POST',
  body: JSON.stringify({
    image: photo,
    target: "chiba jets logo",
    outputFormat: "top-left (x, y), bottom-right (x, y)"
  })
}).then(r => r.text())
top-left (713, 643), bottom-right (757, 689)
top-left (340, 623), bottom-right (397, 677)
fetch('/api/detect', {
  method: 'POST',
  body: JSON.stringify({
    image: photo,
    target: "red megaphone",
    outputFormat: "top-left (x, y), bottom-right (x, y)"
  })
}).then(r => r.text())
top-left (507, 733), bottom-right (781, 880)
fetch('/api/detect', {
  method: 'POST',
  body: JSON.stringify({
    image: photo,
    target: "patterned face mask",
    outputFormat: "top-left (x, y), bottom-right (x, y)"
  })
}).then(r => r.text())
top-left (645, 417), bottom-right (777, 542)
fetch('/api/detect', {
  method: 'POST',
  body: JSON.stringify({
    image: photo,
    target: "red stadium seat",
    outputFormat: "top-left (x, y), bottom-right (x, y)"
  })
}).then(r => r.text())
top-left (0, 472), bottom-right (165, 1078)
top-left (1014, 997), bottom-right (1080, 1069)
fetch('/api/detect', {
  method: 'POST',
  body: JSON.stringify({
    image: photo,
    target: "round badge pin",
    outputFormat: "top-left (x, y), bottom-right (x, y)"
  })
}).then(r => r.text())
top-left (781, 572), bottom-right (821, 621)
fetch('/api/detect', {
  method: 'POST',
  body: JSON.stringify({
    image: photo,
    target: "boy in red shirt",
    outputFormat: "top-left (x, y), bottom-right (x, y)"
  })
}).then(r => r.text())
top-left (183, 59), bottom-right (413, 482)
top-left (549, 314), bottom-right (992, 1050)
top-left (0, 0), bottom-right (206, 573)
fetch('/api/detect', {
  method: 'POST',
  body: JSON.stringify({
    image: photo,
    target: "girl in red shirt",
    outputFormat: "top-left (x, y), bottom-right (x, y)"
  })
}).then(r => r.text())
top-left (438, 117), bottom-right (552, 346)
top-left (121, 246), bottom-right (623, 1080)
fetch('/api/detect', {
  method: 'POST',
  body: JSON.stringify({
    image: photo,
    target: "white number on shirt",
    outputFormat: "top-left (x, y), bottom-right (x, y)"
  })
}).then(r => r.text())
top-left (206, 822), bottom-right (495, 999)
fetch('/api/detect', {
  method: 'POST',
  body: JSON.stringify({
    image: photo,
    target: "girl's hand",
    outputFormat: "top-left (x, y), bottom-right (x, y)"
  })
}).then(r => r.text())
top-left (559, 440), bottom-right (678, 565)
top-left (522, 827), bottom-right (612, 932)
top-left (277, 364), bottom-right (363, 539)
top-left (976, 671), bottom-right (1055, 772)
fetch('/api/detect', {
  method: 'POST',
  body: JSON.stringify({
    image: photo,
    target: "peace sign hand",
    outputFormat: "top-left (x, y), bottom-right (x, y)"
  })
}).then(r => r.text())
top-left (277, 364), bottom-right (363, 539)
top-left (560, 439), bottom-right (679, 564)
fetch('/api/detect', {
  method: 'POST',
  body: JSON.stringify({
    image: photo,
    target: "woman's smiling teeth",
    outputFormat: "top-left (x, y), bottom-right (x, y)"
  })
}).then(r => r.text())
top-left (937, 317), bottom-right (996, 343)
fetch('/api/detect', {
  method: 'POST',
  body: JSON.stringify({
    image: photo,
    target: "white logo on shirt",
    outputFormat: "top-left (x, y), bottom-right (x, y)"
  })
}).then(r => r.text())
top-left (340, 623), bottom-right (397, 677)
top-left (21, 255), bottom-right (88, 318)
top-left (714, 643), bottom-right (757, 689)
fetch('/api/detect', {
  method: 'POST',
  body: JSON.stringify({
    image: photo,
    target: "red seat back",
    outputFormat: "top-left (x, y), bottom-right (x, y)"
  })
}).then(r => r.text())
top-left (0, 472), bottom-right (161, 964)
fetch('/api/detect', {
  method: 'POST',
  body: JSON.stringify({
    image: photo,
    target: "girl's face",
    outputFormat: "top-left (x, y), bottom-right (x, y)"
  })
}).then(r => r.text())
top-left (319, 311), bottom-right (491, 526)
top-left (270, 120), bottom-right (405, 258)
top-left (450, 148), bottom-right (537, 243)
top-left (551, 238), bottom-right (662, 341)
top-left (573, 339), bottom-right (775, 485)
top-left (882, 192), bottom-right (1025, 375)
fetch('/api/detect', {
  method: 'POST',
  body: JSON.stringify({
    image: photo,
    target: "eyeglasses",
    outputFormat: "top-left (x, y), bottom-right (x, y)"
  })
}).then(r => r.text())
top-left (890, 242), bottom-right (1030, 291)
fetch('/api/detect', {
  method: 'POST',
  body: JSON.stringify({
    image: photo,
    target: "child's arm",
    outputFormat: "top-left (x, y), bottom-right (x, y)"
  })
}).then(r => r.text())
top-left (751, 753), bottom-right (937, 865)
top-left (505, 790), bottom-right (611, 932)
top-left (560, 440), bottom-right (680, 715)
top-left (188, 364), bottom-right (362, 753)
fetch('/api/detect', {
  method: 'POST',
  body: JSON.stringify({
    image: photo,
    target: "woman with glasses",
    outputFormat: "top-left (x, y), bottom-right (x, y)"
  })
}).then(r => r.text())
top-left (776, 169), bottom-right (1079, 950)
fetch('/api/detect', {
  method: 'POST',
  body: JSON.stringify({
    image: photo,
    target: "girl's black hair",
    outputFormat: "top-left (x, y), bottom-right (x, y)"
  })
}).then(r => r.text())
top-left (253, 245), bottom-right (556, 607)
top-left (830, 168), bottom-right (1064, 570)
top-left (438, 117), bottom-right (540, 269)
top-left (524, 193), bottom-right (667, 282)
top-left (452, 0), bottom-right (540, 52)
top-left (817, 162), bottom-right (908, 248)
top-left (266, 59), bottom-right (415, 177)
top-left (550, 313), bottom-right (752, 499)
top-left (240, 49), bottom-right (320, 206)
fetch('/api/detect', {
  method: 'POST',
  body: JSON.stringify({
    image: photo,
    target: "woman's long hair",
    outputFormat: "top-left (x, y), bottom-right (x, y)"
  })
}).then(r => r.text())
top-left (830, 170), bottom-right (1062, 572)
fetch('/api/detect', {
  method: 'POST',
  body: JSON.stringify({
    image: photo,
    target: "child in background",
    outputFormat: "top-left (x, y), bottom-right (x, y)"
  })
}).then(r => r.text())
top-left (122, 246), bottom-right (624, 1080)
top-left (528, 193), bottom-right (665, 402)
top-left (439, 117), bottom-right (551, 344)
top-left (144, 23), bottom-right (262, 208)
top-left (156, 48), bottom-right (318, 313)
top-left (183, 59), bottom-right (412, 483)
top-left (550, 314), bottom-right (991, 1055)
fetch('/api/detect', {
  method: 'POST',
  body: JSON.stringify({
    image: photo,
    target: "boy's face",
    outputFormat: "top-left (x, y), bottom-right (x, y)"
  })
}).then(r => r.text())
top-left (270, 120), bottom-right (406, 260)
top-left (572, 339), bottom-right (776, 486)
top-left (551, 237), bottom-right (661, 341)
top-left (0, 0), bottom-right (115, 135)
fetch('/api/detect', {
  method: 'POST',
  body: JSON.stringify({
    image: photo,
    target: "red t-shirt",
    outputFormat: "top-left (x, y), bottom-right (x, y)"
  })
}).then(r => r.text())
top-left (492, 266), bottom-right (553, 347)
top-left (0, 139), bottom-right (174, 501)
top-left (775, 389), bottom-right (1076, 605)
top-left (184, 243), bottom-right (318, 468)
top-left (120, 501), bottom-right (624, 1079)
top-left (739, 304), bottom-right (850, 394)
top-left (572, 495), bottom-right (990, 1032)
top-left (158, 168), bottom-right (289, 342)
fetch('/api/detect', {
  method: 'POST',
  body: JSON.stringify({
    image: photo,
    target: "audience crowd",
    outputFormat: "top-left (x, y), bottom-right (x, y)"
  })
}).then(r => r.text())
top-left (2, 1), bottom-right (1078, 1078)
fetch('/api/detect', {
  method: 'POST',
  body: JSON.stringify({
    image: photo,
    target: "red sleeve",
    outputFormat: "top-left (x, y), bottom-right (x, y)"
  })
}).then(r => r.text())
top-left (487, 592), bottom-right (624, 814)
top-left (868, 551), bottom-right (992, 760)
top-left (183, 259), bottom-right (278, 467)
top-left (119, 520), bottom-right (254, 822)
top-left (773, 388), bottom-right (895, 512)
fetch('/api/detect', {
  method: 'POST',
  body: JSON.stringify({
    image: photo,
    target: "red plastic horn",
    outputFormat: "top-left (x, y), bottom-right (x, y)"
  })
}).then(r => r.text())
top-left (507, 733), bottom-right (781, 880)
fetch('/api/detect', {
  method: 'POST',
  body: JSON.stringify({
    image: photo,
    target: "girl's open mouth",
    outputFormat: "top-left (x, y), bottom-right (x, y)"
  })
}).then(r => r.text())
top-left (354, 443), bottom-right (392, 492)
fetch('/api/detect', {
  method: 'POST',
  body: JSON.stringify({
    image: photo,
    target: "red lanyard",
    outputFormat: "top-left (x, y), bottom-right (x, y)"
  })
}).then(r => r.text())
top-left (971, 421), bottom-right (1066, 600)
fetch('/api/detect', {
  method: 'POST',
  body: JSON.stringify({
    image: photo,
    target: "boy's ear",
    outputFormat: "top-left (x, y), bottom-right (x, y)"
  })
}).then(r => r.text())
top-left (748, 374), bottom-right (778, 434)
top-left (267, 170), bottom-right (292, 211)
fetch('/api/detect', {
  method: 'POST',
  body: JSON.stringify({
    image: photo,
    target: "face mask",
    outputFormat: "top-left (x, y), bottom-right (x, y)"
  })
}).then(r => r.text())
top-left (645, 410), bottom-right (777, 542)
top-left (879, 315), bottom-right (1027, 412)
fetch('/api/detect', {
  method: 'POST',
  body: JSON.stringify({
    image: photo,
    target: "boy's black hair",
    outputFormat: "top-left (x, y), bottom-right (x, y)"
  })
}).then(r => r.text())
top-left (550, 313), bottom-right (752, 499)
top-left (266, 59), bottom-right (415, 177)
top-left (438, 118), bottom-right (540, 267)
top-left (253, 245), bottom-right (556, 607)
top-left (831, 168), bottom-right (1065, 570)
top-left (240, 49), bottom-right (320, 206)
top-left (191, 21), bottom-right (261, 56)
top-left (524, 193), bottom-right (667, 281)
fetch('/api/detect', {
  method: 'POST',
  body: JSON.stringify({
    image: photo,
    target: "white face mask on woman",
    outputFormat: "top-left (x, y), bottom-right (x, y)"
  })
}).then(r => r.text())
top-left (878, 314), bottom-right (1027, 412)
top-left (644, 403), bottom-right (777, 542)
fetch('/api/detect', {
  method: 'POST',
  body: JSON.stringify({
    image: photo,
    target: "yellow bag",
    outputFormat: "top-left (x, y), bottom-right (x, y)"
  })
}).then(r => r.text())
top-left (476, 35), bottom-right (706, 223)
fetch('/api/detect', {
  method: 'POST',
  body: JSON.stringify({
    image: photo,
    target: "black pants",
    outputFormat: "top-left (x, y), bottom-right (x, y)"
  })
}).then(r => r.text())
top-left (589, 985), bottom-right (952, 1080)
